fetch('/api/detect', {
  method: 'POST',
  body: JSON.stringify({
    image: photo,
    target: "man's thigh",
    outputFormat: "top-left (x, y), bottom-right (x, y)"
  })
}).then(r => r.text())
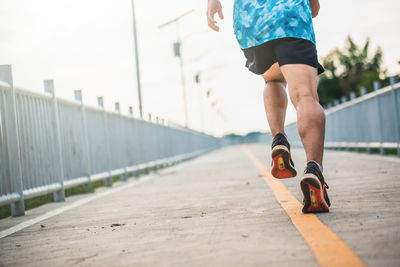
top-left (279, 64), bottom-right (318, 99)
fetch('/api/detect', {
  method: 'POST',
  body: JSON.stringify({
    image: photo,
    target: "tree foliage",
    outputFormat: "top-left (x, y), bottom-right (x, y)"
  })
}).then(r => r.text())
top-left (318, 35), bottom-right (389, 106)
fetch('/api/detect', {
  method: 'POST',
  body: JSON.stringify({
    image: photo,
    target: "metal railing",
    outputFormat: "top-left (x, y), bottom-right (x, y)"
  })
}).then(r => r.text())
top-left (0, 65), bottom-right (222, 217)
top-left (284, 78), bottom-right (400, 156)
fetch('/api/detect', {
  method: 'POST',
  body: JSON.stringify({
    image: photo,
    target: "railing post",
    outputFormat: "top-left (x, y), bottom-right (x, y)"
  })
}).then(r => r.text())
top-left (44, 80), bottom-right (65, 202)
top-left (359, 87), bottom-right (372, 154)
top-left (74, 90), bottom-right (92, 185)
top-left (356, 89), bottom-right (365, 152)
top-left (332, 99), bottom-right (339, 150)
top-left (0, 65), bottom-right (25, 216)
top-left (341, 96), bottom-right (351, 151)
top-left (360, 87), bottom-right (367, 96)
top-left (389, 76), bottom-right (400, 157)
top-left (349, 92), bottom-right (357, 152)
top-left (374, 81), bottom-right (386, 155)
top-left (327, 108), bottom-right (334, 150)
top-left (98, 97), bottom-right (112, 187)
top-left (115, 102), bottom-right (128, 182)
top-left (143, 113), bottom-right (151, 174)
top-left (129, 106), bottom-right (140, 178)
top-left (152, 116), bottom-right (160, 172)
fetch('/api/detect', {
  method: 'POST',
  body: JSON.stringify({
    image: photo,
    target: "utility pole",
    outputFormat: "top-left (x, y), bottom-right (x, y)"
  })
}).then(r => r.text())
top-left (159, 9), bottom-right (194, 128)
top-left (131, 0), bottom-right (143, 118)
top-left (194, 64), bottom-right (227, 133)
top-left (195, 73), bottom-right (205, 132)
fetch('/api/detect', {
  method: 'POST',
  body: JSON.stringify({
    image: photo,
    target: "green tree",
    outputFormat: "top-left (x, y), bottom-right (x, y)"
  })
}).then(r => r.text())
top-left (318, 35), bottom-right (388, 106)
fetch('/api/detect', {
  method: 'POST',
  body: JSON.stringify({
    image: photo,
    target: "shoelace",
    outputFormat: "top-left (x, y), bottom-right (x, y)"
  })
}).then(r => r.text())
top-left (272, 133), bottom-right (290, 150)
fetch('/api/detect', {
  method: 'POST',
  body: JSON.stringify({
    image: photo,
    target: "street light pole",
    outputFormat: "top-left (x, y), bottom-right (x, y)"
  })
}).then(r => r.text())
top-left (159, 9), bottom-right (194, 128)
top-left (131, 0), bottom-right (143, 118)
top-left (194, 73), bottom-right (205, 132)
top-left (176, 23), bottom-right (189, 127)
top-left (194, 64), bottom-right (226, 133)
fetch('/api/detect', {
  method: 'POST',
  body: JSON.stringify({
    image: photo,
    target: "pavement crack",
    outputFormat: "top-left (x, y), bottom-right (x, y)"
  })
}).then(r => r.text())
top-left (68, 253), bottom-right (98, 265)
top-left (110, 223), bottom-right (126, 227)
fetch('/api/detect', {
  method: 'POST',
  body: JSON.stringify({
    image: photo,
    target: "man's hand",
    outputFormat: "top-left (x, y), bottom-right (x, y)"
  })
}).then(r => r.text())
top-left (309, 0), bottom-right (320, 18)
top-left (207, 0), bottom-right (224, 32)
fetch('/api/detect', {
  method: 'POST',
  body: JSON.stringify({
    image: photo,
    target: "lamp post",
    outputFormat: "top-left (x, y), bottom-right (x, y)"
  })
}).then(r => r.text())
top-left (194, 73), bottom-right (205, 132)
top-left (130, 0), bottom-right (143, 118)
top-left (159, 9), bottom-right (194, 128)
top-left (194, 64), bottom-right (227, 133)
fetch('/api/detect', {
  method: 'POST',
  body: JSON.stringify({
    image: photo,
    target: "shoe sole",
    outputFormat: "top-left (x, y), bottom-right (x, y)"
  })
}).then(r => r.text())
top-left (271, 145), bottom-right (297, 179)
top-left (300, 175), bottom-right (329, 213)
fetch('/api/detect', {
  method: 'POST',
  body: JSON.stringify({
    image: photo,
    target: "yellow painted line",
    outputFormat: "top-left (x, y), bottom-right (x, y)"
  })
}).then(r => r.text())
top-left (242, 145), bottom-right (366, 267)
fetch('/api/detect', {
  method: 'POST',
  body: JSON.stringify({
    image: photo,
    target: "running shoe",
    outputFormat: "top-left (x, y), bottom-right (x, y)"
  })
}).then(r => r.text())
top-left (271, 133), bottom-right (297, 178)
top-left (300, 161), bottom-right (331, 213)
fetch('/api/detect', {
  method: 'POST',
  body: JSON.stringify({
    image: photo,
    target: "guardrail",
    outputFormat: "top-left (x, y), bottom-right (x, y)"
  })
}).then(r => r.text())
top-left (0, 65), bottom-right (222, 217)
top-left (284, 77), bottom-right (400, 156)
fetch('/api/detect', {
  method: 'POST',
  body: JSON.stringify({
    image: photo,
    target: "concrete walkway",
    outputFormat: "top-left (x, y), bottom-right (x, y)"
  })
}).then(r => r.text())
top-left (0, 144), bottom-right (399, 266)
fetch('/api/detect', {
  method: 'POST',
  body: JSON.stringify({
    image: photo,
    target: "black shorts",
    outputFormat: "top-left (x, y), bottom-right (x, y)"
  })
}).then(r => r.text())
top-left (242, 37), bottom-right (324, 75)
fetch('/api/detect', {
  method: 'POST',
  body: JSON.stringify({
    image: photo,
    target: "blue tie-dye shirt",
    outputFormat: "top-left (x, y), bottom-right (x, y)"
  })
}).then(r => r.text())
top-left (233, 0), bottom-right (316, 49)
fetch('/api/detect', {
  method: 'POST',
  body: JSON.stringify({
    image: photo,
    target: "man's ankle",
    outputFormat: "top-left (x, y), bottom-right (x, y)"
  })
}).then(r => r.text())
top-left (272, 133), bottom-right (291, 150)
top-left (307, 160), bottom-right (323, 173)
top-left (272, 132), bottom-right (287, 139)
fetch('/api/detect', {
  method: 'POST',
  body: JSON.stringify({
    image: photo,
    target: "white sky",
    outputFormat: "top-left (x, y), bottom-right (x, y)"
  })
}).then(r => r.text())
top-left (1, 0), bottom-right (399, 136)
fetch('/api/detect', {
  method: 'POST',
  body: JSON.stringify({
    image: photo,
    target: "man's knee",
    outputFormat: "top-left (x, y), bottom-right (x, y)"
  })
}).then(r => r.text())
top-left (264, 80), bottom-right (287, 100)
top-left (265, 79), bottom-right (286, 87)
top-left (289, 88), bottom-right (318, 107)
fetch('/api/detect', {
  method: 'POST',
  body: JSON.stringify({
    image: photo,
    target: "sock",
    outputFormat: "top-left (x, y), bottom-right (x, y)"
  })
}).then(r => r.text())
top-left (308, 160), bottom-right (323, 173)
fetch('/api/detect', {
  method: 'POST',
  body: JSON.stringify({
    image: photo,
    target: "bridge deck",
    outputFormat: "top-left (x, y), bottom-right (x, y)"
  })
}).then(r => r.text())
top-left (1, 144), bottom-right (399, 266)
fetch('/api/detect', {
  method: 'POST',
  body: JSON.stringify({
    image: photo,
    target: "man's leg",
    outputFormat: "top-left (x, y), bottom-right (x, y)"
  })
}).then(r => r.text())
top-left (262, 63), bottom-right (297, 178)
top-left (262, 63), bottom-right (287, 136)
top-left (279, 64), bottom-right (325, 166)
top-left (280, 64), bottom-right (329, 213)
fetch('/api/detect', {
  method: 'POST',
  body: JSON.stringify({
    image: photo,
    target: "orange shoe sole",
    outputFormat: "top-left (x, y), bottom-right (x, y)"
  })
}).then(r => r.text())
top-left (301, 176), bottom-right (330, 213)
top-left (271, 146), bottom-right (297, 179)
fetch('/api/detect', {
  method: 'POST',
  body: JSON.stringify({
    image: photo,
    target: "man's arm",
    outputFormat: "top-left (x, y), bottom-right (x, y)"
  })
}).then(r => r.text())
top-left (309, 0), bottom-right (320, 18)
top-left (207, 0), bottom-right (224, 32)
